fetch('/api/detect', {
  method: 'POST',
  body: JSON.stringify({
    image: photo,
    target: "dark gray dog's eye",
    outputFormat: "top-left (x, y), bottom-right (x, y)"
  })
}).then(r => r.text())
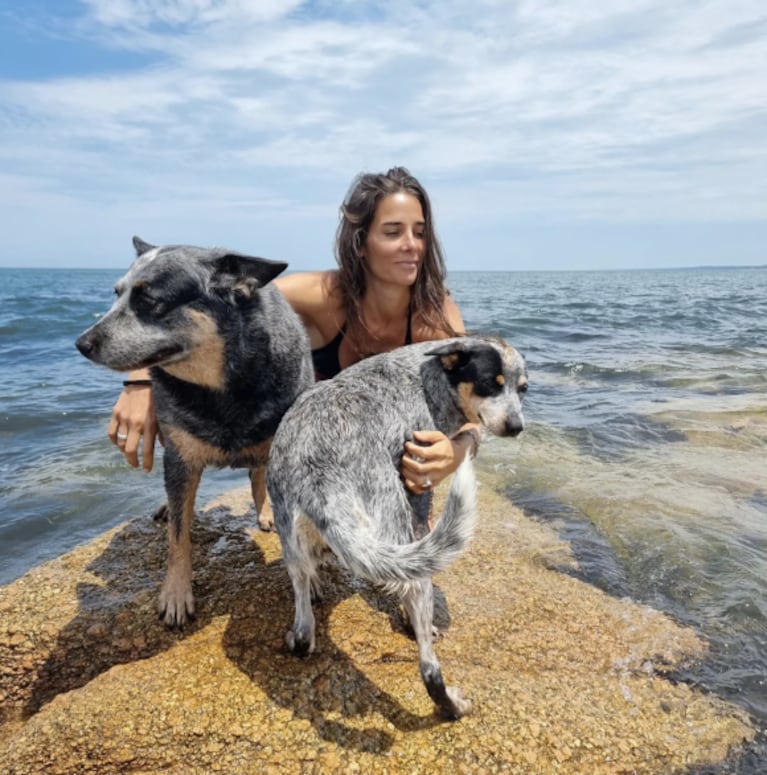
top-left (131, 286), bottom-right (162, 316)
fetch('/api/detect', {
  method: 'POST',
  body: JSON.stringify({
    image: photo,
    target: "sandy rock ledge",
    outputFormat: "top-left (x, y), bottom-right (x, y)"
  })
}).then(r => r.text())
top-left (0, 472), bottom-right (754, 774)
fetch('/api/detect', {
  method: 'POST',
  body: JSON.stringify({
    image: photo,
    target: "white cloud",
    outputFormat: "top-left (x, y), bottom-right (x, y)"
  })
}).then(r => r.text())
top-left (0, 0), bottom-right (765, 267)
top-left (81, 0), bottom-right (301, 28)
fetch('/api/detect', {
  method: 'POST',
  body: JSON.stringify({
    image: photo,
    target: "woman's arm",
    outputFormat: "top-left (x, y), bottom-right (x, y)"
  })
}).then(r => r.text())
top-left (108, 368), bottom-right (160, 471)
top-left (401, 424), bottom-right (480, 493)
top-left (401, 294), bottom-right (481, 493)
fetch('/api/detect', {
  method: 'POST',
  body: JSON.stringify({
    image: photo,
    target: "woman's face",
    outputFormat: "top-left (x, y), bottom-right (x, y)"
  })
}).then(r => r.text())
top-left (361, 192), bottom-right (425, 287)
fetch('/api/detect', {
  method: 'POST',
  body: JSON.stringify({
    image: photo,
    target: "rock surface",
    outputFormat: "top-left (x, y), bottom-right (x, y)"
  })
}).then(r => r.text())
top-left (0, 472), bottom-right (754, 774)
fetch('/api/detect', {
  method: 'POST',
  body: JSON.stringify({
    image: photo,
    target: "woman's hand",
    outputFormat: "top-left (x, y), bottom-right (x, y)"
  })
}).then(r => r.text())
top-left (107, 382), bottom-right (161, 471)
top-left (401, 426), bottom-right (479, 494)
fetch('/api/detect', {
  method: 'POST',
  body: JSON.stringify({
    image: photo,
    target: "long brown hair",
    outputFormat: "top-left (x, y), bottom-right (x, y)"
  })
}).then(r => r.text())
top-left (335, 166), bottom-right (457, 350)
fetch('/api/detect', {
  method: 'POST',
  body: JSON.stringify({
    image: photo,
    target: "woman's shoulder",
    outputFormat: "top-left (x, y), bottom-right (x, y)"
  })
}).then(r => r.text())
top-left (274, 269), bottom-right (340, 313)
top-left (411, 292), bottom-right (465, 343)
top-left (273, 269), bottom-right (344, 345)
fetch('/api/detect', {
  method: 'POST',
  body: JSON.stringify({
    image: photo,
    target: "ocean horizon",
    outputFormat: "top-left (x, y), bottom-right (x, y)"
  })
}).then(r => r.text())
top-left (3, 262), bottom-right (766, 272)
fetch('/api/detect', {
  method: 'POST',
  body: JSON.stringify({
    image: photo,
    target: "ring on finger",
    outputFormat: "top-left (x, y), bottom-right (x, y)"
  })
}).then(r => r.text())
top-left (116, 432), bottom-right (128, 442)
top-left (422, 478), bottom-right (433, 490)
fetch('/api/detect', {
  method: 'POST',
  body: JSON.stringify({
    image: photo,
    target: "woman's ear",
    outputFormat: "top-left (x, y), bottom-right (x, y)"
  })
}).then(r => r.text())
top-left (352, 229), bottom-right (366, 257)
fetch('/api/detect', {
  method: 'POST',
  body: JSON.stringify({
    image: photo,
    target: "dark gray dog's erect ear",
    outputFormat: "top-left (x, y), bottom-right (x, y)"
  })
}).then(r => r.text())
top-left (210, 254), bottom-right (288, 300)
top-left (132, 236), bottom-right (156, 256)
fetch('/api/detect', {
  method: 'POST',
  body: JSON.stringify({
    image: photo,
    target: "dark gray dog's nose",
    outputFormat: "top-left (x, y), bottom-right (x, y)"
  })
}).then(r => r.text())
top-left (505, 418), bottom-right (524, 437)
top-left (75, 334), bottom-right (95, 358)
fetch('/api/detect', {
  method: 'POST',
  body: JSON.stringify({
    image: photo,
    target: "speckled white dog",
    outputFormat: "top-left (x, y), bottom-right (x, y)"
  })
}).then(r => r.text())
top-left (267, 335), bottom-right (528, 720)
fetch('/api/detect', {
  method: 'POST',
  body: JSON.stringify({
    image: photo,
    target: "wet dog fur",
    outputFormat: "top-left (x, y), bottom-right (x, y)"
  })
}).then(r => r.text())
top-left (266, 335), bottom-right (528, 719)
top-left (76, 237), bottom-right (314, 627)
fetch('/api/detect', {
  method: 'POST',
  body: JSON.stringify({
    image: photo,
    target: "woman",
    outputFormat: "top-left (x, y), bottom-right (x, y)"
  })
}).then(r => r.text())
top-left (110, 167), bottom-right (479, 496)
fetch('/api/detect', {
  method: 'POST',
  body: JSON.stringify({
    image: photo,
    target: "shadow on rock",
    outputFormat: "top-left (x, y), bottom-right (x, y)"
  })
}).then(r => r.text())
top-left (23, 504), bottom-right (267, 719)
top-left (222, 560), bottom-right (446, 754)
top-left (18, 497), bottom-right (456, 754)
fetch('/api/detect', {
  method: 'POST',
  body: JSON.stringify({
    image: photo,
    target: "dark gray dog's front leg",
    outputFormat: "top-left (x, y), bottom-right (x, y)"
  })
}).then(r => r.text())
top-left (158, 446), bottom-right (201, 628)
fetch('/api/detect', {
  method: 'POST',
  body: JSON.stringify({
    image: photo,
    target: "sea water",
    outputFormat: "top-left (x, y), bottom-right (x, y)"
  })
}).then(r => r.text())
top-left (1, 265), bottom-right (765, 767)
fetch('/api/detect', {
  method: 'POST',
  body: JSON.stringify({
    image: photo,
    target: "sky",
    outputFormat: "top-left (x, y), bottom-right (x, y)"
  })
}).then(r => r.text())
top-left (0, 1), bottom-right (765, 271)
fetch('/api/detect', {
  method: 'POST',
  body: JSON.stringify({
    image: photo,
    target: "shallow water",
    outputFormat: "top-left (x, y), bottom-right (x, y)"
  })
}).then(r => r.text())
top-left (456, 267), bottom-right (767, 767)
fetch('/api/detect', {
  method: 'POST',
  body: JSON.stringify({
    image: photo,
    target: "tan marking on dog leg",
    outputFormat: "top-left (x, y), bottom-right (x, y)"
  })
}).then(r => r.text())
top-left (250, 465), bottom-right (274, 531)
top-left (295, 514), bottom-right (328, 556)
top-left (162, 310), bottom-right (225, 390)
top-left (159, 469), bottom-right (202, 628)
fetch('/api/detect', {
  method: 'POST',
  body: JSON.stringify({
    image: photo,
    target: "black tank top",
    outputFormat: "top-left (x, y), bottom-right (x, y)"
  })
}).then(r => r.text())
top-left (311, 309), bottom-right (414, 380)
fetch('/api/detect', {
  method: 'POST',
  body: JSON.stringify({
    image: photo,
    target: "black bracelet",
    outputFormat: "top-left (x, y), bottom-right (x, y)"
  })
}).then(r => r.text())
top-left (122, 379), bottom-right (152, 387)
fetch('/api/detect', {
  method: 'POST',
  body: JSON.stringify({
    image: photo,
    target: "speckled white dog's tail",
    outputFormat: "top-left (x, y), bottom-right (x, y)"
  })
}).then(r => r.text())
top-left (323, 455), bottom-right (477, 589)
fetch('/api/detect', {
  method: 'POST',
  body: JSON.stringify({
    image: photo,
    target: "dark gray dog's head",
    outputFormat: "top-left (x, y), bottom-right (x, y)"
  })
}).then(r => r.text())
top-left (75, 236), bottom-right (287, 372)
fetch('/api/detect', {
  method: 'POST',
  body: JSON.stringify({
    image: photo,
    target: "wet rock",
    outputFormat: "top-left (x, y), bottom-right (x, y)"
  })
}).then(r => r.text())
top-left (0, 473), bottom-right (755, 773)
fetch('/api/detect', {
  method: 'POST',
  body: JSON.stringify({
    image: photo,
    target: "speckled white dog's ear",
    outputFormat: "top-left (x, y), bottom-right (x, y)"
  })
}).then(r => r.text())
top-left (426, 340), bottom-right (487, 373)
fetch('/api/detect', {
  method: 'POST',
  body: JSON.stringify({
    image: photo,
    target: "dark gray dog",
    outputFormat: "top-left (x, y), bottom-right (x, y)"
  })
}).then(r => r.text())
top-left (267, 335), bottom-right (528, 719)
top-left (76, 237), bottom-right (314, 627)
